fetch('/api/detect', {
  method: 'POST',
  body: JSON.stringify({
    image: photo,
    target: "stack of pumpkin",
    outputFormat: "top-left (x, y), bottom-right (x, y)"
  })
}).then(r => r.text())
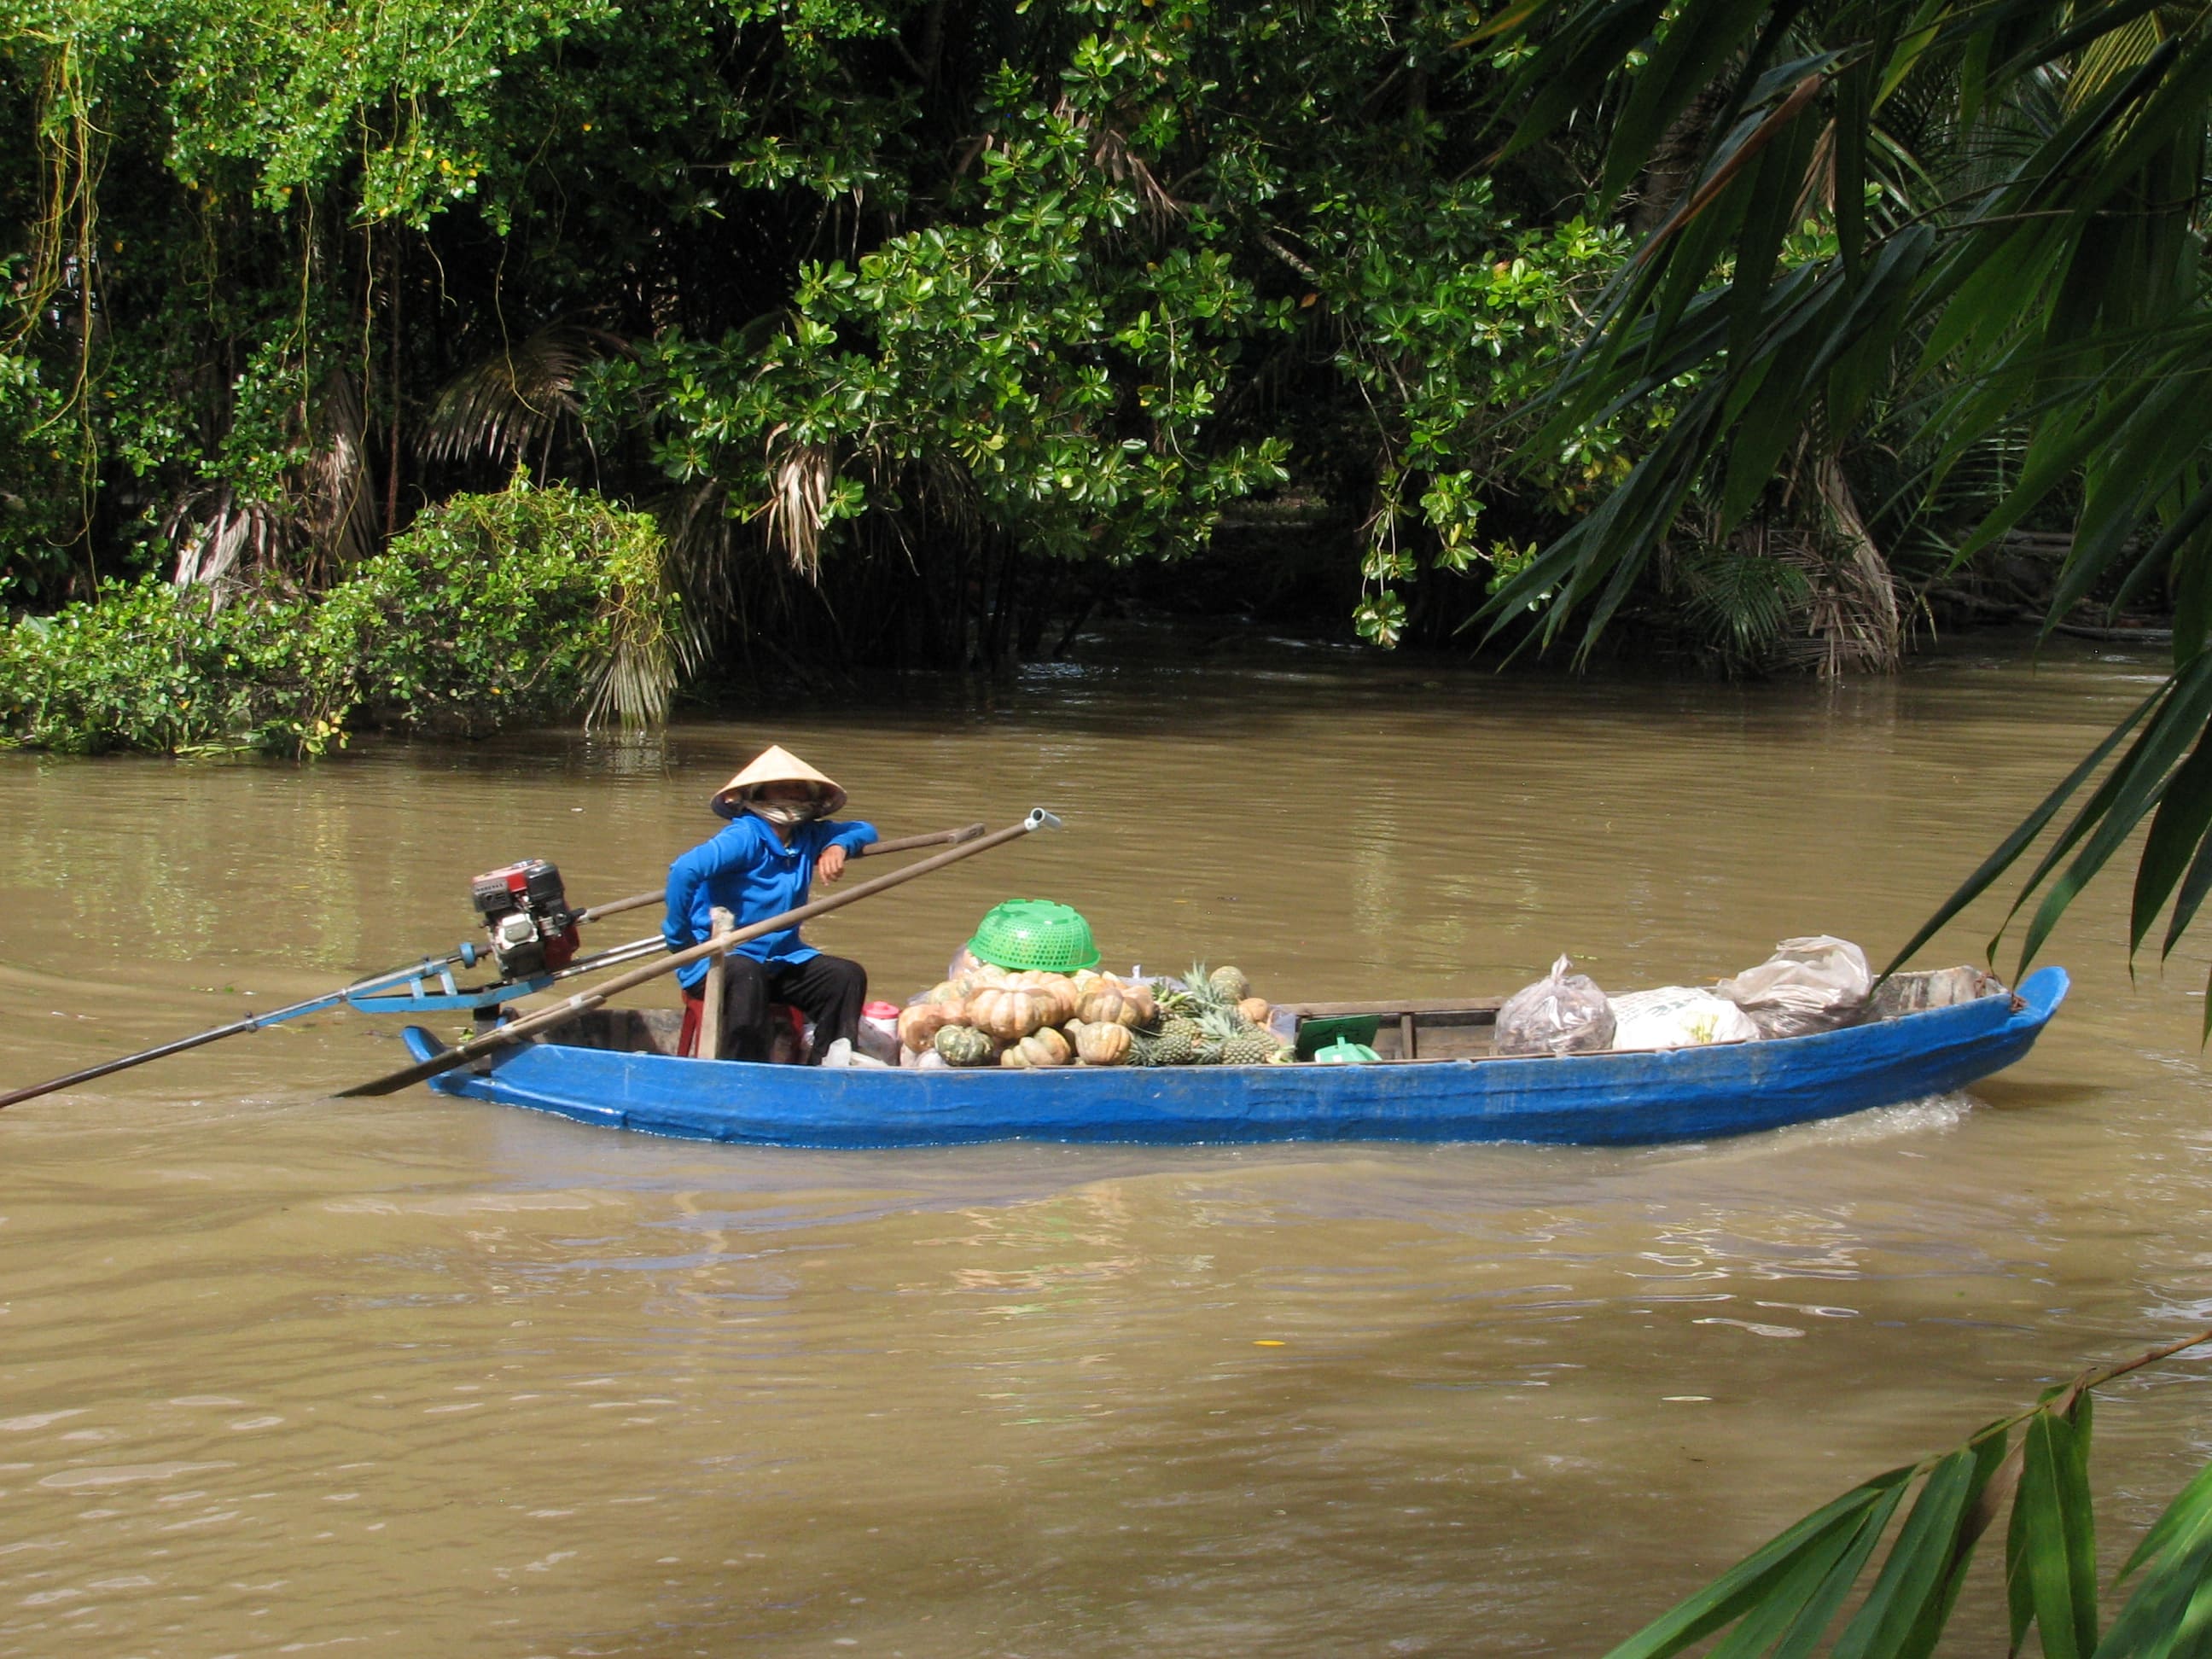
top-left (896, 963), bottom-right (1293, 1068)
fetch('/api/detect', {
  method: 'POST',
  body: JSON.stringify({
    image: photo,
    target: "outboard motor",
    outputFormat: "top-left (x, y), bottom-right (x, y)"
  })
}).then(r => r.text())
top-left (469, 859), bottom-right (580, 980)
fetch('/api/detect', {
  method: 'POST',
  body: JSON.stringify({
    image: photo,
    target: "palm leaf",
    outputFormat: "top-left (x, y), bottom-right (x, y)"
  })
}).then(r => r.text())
top-left (1601, 1472), bottom-right (1915, 1659)
top-left (419, 325), bottom-right (627, 470)
top-left (2095, 1456), bottom-right (2212, 1656)
top-left (1607, 1330), bottom-right (2212, 1659)
top-left (1481, 0), bottom-right (2212, 966)
top-left (2008, 1394), bottom-right (2102, 1659)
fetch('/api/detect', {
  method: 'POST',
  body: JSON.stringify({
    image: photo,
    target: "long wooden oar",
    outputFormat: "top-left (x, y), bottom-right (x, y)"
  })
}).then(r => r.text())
top-left (0, 821), bottom-right (989, 1112)
top-left (575, 824), bottom-right (986, 923)
top-left (336, 808), bottom-right (1060, 1098)
top-left (0, 952), bottom-right (478, 1111)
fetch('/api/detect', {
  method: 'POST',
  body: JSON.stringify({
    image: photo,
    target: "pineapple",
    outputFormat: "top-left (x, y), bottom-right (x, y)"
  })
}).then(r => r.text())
top-left (1147, 1021), bottom-right (1198, 1066)
top-left (1208, 964), bottom-right (1252, 1004)
top-left (1198, 1007), bottom-right (1283, 1066)
top-left (1221, 1025), bottom-right (1284, 1066)
top-left (1182, 963), bottom-right (1236, 1018)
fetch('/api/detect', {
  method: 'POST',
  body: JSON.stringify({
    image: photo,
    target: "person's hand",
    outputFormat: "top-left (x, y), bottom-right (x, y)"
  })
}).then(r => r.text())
top-left (818, 844), bottom-right (847, 883)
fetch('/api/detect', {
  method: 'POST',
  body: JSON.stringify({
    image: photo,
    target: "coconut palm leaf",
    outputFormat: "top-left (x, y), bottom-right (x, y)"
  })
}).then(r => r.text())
top-left (418, 324), bottom-right (627, 472)
top-left (1479, 0), bottom-right (2212, 968)
top-left (2008, 1393), bottom-right (2101, 1659)
top-left (1604, 1331), bottom-right (2212, 1659)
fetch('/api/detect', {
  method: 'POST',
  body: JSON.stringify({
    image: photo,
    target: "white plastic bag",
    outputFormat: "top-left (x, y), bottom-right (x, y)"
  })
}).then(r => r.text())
top-left (1494, 956), bottom-right (1616, 1057)
top-left (817, 1037), bottom-right (890, 1069)
top-left (1610, 987), bottom-right (1759, 1051)
top-left (855, 1000), bottom-right (903, 1065)
top-left (1714, 935), bottom-right (1872, 1039)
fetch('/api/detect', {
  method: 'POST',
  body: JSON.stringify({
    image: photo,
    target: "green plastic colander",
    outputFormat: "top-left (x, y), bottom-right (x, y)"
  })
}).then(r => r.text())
top-left (968, 899), bottom-right (1100, 972)
top-left (1313, 1036), bottom-right (1381, 1064)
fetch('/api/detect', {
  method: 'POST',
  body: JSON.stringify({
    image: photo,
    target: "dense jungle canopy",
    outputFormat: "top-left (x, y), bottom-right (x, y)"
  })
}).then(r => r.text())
top-left (0, 0), bottom-right (2206, 748)
top-left (1, 0), bottom-right (1642, 672)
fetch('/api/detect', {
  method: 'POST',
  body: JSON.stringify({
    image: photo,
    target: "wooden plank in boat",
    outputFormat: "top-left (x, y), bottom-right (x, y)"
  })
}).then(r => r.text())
top-left (1275, 998), bottom-right (1504, 1021)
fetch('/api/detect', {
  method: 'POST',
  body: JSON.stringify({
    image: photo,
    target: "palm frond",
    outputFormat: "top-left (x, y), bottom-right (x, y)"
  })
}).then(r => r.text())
top-left (301, 369), bottom-right (375, 575)
top-left (418, 324), bottom-right (626, 470)
top-left (1481, 0), bottom-right (2212, 963)
top-left (166, 485), bottom-right (289, 600)
top-left (1604, 1330), bottom-right (2212, 1659)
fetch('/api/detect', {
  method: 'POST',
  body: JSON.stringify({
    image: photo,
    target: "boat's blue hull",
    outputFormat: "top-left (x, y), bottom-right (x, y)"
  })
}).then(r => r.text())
top-left (399, 966), bottom-right (2069, 1149)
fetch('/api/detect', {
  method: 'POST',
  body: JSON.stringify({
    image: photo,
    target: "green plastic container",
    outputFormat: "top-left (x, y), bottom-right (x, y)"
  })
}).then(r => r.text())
top-left (967, 899), bottom-right (1101, 972)
top-left (1295, 1015), bottom-right (1381, 1061)
top-left (1313, 1036), bottom-right (1382, 1065)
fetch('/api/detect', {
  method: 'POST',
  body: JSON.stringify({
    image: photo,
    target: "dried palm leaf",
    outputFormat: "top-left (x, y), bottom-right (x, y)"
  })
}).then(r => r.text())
top-left (1054, 98), bottom-right (1181, 228)
top-left (300, 369), bottom-right (375, 575)
top-left (166, 485), bottom-right (290, 603)
top-left (761, 425), bottom-right (835, 580)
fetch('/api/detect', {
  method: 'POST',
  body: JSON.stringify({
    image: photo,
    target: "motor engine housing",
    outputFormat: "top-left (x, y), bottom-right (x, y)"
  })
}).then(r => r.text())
top-left (469, 859), bottom-right (580, 979)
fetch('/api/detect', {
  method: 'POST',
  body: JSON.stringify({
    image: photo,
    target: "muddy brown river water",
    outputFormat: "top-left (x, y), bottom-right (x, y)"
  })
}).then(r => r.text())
top-left (4, 636), bottom-right (2211, 1656)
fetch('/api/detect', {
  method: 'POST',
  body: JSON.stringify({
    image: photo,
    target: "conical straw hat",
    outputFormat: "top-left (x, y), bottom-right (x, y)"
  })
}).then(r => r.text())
top-left (709, 744), bottom-right (847, 820)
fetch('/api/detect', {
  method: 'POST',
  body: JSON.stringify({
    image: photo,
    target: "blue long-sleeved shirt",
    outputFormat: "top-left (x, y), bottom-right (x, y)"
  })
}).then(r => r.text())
top-left (663, 814), bottom-right (879, 989)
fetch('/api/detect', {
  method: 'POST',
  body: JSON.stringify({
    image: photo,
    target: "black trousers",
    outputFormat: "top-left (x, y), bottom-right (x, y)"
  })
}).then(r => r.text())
top-left (718, 953), bottom-right (867, 1064)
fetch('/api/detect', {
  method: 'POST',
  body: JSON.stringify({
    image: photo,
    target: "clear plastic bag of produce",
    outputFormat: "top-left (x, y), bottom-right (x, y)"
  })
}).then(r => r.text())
top-left (1714, 935), bottom-right (1872, 1039)
top-left (1610, 987), bottom-right (1758, 1050)
top-left (1494, 955), bottom-right (1616, 1057)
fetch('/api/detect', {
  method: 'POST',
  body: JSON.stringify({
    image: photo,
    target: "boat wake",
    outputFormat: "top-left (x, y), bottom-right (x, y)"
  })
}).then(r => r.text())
top-left (1780, 1092), bottom-right (1978, 1147)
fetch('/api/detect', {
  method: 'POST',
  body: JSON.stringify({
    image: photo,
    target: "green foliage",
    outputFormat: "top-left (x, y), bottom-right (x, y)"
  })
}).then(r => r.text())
top-left (0, 481), bottom-right (684, 754)
top-left (1607, 1331), bottom-right (2212, 1659)
top-left (1673, 540), bottom-right (1816, 674)
top-left (0, 578), bottom-right (325, 754)
top-left (0, 335), bottom-right (82, 605)
top-left (318, 479), bottom-right (690, 733)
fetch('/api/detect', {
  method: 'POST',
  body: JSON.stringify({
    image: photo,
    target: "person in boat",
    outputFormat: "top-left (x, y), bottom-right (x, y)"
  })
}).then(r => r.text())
top-left (666, 746), bottom-right (878, 1062)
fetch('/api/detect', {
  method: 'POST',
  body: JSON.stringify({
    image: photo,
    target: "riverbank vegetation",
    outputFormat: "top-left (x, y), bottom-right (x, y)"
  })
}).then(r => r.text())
top-left (0, 0), bottom-right (2202, 756)
top-left (0, 480), bottom-right (683, 752)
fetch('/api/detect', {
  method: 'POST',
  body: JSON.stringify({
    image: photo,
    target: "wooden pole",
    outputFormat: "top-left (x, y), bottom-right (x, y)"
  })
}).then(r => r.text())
top-left (575, 824), bottom-right (987, 924)
top-left (699, 905), bottom-right (735, 1061)
top-left (337, 810), bottom-right (1059, 1098)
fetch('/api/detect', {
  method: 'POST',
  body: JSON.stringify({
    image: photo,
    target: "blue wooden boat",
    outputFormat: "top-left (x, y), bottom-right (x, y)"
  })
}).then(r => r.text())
top-left (394, 963), bottom-right (2069, 1149)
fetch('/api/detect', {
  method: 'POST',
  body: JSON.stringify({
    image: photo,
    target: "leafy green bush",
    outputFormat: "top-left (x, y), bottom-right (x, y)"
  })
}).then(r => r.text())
top-left (311, 480), bottom-right (690, 737)
top-left (0, 481), bottom-right (685, 756)
top-left (0, 578), bottom-right (327, 754)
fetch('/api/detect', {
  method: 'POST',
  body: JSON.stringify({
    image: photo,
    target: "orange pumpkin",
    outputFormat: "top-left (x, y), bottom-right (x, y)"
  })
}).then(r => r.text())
top-left (1078, 976), bottom-right (1155, 1028)
top-left (899, 1002), bottom-right (958, 1053)
top-left (920, 977), bottom-right (975, 1008)
top-left (966, 983), bottom-right (1060, 1042)
top-left (1236, 998), bottom-right (1272, 1027)
top-left (1004, 970), bottom-right (1080, 1023)
top-left (1072, 1021), bottom-right (1132, 1066)
top-left (1001, 1027), bottom-right (1073, 1068)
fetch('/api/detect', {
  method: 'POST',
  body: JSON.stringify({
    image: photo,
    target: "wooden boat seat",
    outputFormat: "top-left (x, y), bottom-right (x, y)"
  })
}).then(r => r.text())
top-left (561, 1007), bottom-right (687, 1057)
